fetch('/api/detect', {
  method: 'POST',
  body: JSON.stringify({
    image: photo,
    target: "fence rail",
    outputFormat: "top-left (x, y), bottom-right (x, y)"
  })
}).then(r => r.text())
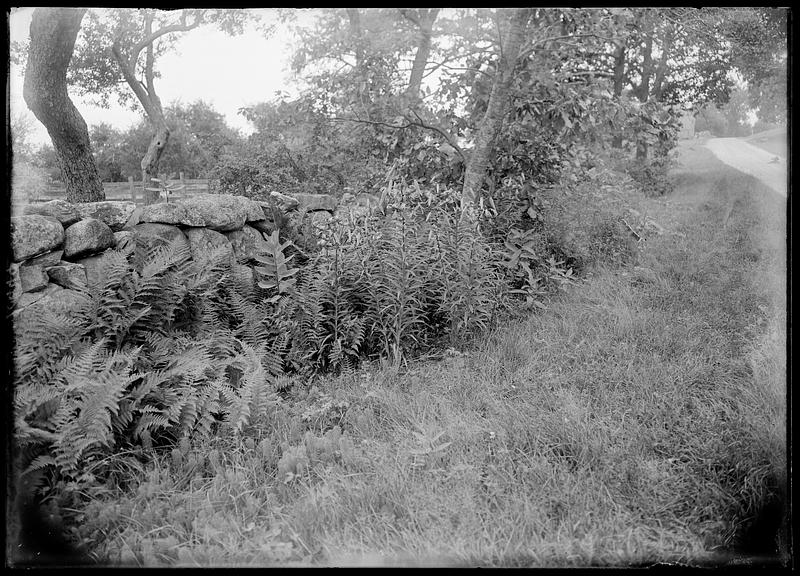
top-left (19, 174), bottom-right (211, 206)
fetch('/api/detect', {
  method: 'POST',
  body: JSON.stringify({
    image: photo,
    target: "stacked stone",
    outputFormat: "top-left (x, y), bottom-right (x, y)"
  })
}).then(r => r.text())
top-left (10, 199), bottom-right (139, 323)
top-left (9, 192), bottom-right (340, 321)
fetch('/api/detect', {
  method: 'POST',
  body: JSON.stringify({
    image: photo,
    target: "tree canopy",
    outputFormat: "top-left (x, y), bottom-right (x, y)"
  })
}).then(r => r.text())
top-left (16, 7), bottom-right (787, 207)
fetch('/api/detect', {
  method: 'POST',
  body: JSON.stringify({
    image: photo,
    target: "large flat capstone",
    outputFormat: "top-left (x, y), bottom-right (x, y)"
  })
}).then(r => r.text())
top-left (170, 194), bottom-right (258, 232)
top-left (139, 202), bottom-right (206, 227)
top-left (74, 201), bottom-right (137, 231)
top-left (23, 199), bottom-right (81, 227)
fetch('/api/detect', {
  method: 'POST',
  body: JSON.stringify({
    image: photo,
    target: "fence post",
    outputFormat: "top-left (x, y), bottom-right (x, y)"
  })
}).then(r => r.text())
top-left (128, 176), bottom-right (136, 203)
top-left (179, 172), bottom-right (185, 200)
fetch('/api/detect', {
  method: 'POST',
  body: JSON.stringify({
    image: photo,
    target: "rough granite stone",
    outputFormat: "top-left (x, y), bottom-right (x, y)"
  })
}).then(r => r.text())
top-left (77, 249), bottom-right (127, 292)
top-left (11, 215), bottom-right (65, 262)
top-left (183, 227), bottom-right (234, 267)
top-left (23, 199), bottom-right (81, 227)
top-left (15, 284), bottom-right (91, 325)
top-left (130, 223), bottom-right (190, 269)
top-left (19, 265), bottom-right (49, 293)
top-left (173, 194), bottom-right (250, 232)
top-left (21, 250), bottom-right (64, 269)
top-left (74, 201), bottom-right (137, 231)
top-left (63, 218), bottom-right (115, 260)
top-left (225, 225), bottom-right (269, 264)
top-left (139, 202), bottom-right (206, 227)
top-left (48, 262), bottom-right (88, 291)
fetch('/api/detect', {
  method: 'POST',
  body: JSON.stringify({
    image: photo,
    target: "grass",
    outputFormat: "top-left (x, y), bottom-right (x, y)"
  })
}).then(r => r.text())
top-left (18, 144), bottom-right (787, 568)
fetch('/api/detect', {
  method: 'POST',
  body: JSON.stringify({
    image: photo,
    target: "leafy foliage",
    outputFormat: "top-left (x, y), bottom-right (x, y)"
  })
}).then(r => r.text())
top-left (254, 230), bottom-right (300, 301)
top-left (13, 240), bottom-right (281, 480)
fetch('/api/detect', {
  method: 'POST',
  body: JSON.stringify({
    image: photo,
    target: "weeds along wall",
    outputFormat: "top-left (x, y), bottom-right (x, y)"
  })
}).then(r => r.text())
top-left (9, 187), bottom-right (508, 478)
top-left (10, 176), bottom-right (637, 480)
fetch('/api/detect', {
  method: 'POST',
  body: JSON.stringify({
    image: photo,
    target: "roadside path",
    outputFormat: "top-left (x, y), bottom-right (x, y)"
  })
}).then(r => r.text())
top-left (704, 138), bottom-right (787, 197)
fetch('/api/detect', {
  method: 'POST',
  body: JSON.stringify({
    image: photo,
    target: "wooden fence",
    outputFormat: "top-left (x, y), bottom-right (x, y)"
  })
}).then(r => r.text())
top-left (23, 174), bottom-right (211, 206)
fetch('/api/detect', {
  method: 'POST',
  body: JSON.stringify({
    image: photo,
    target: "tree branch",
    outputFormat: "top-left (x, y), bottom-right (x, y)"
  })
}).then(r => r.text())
top-left (128, 9), bottom-right (206, 65)
top-left (330, 114), bottom-right (465, 161)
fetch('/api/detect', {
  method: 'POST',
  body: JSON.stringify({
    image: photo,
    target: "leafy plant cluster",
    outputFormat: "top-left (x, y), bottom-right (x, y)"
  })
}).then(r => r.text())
top-left (13, 241), bottom-right (283, 482)
top-left (265, 181), bottom-right (506, 371)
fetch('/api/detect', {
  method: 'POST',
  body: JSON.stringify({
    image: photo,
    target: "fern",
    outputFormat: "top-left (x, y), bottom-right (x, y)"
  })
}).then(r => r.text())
top-left (254, 230), bottom-right (299, 301)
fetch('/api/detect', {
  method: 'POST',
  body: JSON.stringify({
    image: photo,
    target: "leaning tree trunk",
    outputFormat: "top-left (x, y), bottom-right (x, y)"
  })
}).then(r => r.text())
top-left (461, 8), bottom-right (531, 213)
top-left (141, 115), bottom-right (170, 204)
top-left (23, 7), bottom-right (104, 203)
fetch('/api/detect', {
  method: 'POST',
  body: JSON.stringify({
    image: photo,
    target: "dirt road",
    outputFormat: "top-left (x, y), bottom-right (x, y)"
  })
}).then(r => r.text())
top-left (704, 138), bottom-right (787, 197)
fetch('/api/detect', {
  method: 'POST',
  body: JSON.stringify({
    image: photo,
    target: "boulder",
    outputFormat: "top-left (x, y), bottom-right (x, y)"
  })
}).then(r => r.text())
top-left (175, 194), bottom-right (250, 232)
top-left (130, 223), bottom-right (190, 268)
top-left (19, 265), bottom-right (49, 293)
top-left (293, 192), bottom-right (337, 213)
top-left (23, 199), bottom-right (81, 227)
top-left (183, 227), bottom-right (234, 267)
top-left (21, 250), bottom-right (64, 269)
top-left (15, 284), bottom-right (92, 325)
top-left (63, 218), bottom-right (115, 260)
top-left (269, 191), bottom-right (300, 212)
top-left (77, 249), bottom-right (128, 292)
top-left (139, 202), bottom-right (205, 227)
top-left (48, 262), bottom-right (88, 291)
top-left (225, 225), bottom-right (269, 264)
top-left (11, 215), bottom-right (65, 262)
top-left (74, 201), bottom-right (137, 231)
top-left (16, 285), bottom-right (53, 310)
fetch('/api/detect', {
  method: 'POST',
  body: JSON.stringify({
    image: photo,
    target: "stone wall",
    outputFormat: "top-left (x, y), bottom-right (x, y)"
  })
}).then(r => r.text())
top-left (9, 192), bottom-right (343, 323)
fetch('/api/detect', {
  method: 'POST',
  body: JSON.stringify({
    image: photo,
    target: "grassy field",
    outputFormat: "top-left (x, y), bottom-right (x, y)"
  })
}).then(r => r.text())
top-left (34, 144), bottom-right (787, 568)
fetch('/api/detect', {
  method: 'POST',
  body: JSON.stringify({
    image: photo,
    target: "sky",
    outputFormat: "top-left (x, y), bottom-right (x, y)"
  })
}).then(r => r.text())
top-left (8, 8), bottom-right (312, 147)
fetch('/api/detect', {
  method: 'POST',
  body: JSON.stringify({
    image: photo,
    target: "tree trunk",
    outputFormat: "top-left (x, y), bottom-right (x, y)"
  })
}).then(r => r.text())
top-left (141, 116), bottom-right (170, 204)
top-left (611, 42), bottom-right (626, 149)
top-left (635, 34), bottom-right (654, 160)
top-left (651, 26), bottom-right (674, 102)
top-left (23, 8), bottom-right (104, 203)
top-left (404, 9), bottom-right (439, 103)
top-left (347, 8), bottom-right (364, 68)
top-left (461, 8), bottom-right (531, 213)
